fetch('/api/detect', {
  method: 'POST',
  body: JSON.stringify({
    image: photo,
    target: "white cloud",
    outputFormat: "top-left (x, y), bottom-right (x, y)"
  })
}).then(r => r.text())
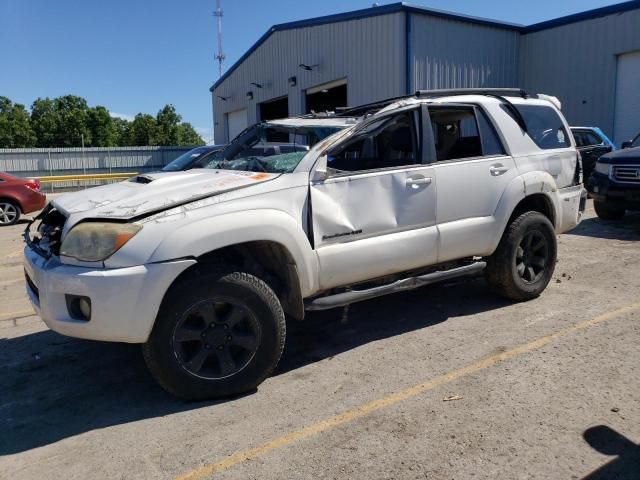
top-left (109, 112), bottom-right (135, 121)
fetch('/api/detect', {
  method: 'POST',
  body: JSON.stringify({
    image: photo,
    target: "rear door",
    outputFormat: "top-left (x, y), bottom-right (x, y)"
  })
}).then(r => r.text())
top-left (427, 104), bottom-right (517, 262)
top-left (310, 107), bottom-right (438, 290)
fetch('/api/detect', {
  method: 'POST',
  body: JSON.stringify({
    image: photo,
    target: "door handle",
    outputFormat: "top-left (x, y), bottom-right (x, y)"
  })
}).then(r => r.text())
top-left (489, 163), bottom-right (509, 176)
top-left (406, 176), bottom-right (432, 187)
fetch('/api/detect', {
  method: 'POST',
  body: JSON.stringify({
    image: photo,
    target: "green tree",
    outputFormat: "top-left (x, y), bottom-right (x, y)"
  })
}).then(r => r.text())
top-left (176, 122), bottom-right (205, 146)
top-left (111, 117), bottom-right (131, 146)
top-left (30, 97), bottom-right (59, 147)
top-left (128, 113), bottom-right (157, 146)
top-left (0, 96), bottom-right (36, 148)
top-left (53, 95), bottom-right (91, 147)
top-left (155, 104), bottom-right (181, 146)
top-left (87, 106), bottom-right (116, 146)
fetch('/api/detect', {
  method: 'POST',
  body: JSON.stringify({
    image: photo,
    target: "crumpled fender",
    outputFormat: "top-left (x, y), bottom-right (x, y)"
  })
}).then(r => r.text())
top-left (147, 209), bottom-right (319, 296)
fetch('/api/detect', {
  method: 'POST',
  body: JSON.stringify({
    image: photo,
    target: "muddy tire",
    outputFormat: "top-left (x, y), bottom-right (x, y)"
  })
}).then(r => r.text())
top-left (485, 211), bottom-right (557, 302)
top-left (594, 200), bottom-right (625, 221)
top-left (143, 267), bottom-right (286, 401)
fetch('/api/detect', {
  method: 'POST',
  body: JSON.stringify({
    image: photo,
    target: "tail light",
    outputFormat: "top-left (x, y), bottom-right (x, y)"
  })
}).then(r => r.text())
top-left (25, 179), bottom-right (41, 192)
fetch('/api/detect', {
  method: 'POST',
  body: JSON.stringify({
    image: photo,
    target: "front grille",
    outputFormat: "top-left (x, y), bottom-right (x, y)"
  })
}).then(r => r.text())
top-left (612, 166), bottom-right (640, 184)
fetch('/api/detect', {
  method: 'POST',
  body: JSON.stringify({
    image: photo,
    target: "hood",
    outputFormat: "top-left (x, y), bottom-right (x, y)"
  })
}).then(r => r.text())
top-left (52, 169), bottom-right (279, 220)
top-left (599, 146), bottom-right (640, 164)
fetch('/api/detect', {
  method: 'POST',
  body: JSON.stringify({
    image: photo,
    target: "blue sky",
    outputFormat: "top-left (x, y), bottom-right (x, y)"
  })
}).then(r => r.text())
top-left (0, 0), bottom-right (623, 142)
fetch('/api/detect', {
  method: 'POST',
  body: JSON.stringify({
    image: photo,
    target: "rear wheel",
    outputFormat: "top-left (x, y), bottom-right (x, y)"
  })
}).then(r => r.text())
top-left (594, 200), bottom-right (625, 221)
top-left (0, 200), bottom-right (20, 226)
top-left (485, 211), bottom-right (557, 301)
top-left (143, 267), bottom-right (286, 401)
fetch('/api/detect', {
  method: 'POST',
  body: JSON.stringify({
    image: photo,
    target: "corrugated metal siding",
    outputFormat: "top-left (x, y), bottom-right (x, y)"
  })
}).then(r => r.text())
top-left (519, 8), bottom-right (640, 137)
top-left (410, 14), bottom-right (520, 90)
top-left (0, 146), bottom-right (191, 176)
top-left (212, 13), bottom-right (406, 143)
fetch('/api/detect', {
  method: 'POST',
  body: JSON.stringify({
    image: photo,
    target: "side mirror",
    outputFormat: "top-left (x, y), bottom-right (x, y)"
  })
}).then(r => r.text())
top-left (621, 141), bottom-right (632, 149)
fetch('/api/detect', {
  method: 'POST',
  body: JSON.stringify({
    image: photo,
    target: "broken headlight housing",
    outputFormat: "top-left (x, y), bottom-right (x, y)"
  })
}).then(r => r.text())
top-left (60, 222), bottom-right (142, 262)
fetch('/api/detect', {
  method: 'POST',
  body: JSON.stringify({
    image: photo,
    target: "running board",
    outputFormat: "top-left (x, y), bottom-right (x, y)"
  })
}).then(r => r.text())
top-left (305, 262), bottom-right (486, 311)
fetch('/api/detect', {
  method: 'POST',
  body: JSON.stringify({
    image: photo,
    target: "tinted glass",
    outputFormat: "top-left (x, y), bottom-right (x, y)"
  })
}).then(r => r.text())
top-left (476, 109), bottom-right (505, 156)
top-left (327, 112), bottom-right (417, 172)
top-left (632, 134), bottom-right (640, 148)
top-left (514, 105), bottom-right (570, 150)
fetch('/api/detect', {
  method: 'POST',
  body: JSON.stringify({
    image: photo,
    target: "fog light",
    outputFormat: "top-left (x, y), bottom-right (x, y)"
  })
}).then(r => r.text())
top-left (66, 295), bottom-right (92, 321)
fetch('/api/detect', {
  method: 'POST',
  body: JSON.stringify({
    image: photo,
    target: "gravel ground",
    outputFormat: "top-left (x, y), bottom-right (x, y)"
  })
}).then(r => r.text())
top-left (1, 201), bottom-right (639, 479)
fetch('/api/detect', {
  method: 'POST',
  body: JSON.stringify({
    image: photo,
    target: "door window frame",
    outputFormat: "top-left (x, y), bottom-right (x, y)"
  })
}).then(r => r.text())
top-left (319, 105), bottom-right (427, 179)
top-left (424, 103), bottom-right (508, 165)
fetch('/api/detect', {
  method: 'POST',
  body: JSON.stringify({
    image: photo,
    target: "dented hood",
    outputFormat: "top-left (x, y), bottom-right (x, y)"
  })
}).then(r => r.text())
top-left (52, 169), bottom-right (278, 220)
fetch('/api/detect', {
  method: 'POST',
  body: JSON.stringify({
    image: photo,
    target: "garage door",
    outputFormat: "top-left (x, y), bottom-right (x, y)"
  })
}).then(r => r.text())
top-left (226, 108), bottom-right (248, 142)
top-left (614, 50), bottom-right (640, 147)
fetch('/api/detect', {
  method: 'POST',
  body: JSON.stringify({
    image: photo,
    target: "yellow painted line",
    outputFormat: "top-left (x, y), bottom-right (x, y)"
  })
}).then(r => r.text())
top-left (39, 173), bottom-right (137, 183)
top-left (0, 308), bottom-right (35, 323)
top-left (175, 302), bottom-right (640, 480)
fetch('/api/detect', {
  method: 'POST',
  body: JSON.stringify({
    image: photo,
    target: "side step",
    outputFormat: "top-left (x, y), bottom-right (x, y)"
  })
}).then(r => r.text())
top-left (305, 261), bottom-right (486, 311)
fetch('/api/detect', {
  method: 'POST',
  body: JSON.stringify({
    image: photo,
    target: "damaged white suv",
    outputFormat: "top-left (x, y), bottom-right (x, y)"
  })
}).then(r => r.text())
top-left (24, 89), bottom-right (585, 400)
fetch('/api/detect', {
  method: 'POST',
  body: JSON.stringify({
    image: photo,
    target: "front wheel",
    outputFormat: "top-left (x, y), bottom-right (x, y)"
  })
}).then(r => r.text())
top-left (143, 268), bottom-right (286, 401)
top-left (485, 211), bottom-right (557, 302)
top-left (594, 200), bottom-right (625, 221)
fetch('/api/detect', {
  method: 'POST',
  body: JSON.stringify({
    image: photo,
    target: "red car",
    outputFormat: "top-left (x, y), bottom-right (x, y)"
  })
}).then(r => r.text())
top-left (0, 172), bottom-right (47, 226)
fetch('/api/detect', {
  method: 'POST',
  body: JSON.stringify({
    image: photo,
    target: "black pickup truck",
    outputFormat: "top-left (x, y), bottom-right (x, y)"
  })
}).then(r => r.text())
top-left (587, 132), bottom-right (640, 220)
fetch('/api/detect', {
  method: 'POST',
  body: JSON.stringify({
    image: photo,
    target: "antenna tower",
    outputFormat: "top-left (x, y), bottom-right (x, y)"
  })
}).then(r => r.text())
top-left (214, 0), bottom-right (226, 78)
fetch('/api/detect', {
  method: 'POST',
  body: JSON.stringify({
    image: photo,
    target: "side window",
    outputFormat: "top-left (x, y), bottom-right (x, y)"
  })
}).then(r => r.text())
top-left (476, 109), bottom-right (506, 156)
top-left (584, 131), bottom-right (602, 146)
top-left (430, 107), bottom-right (481, 161)
top-left (327, 111), bottom-right (418, 173)
top-left (514, 104), bottom-right (570, 150)
top-left (572, 131), bottom-right (586, 147)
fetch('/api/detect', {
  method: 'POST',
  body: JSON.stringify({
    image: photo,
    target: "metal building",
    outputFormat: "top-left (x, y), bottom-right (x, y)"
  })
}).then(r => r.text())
top-left (210, 1), bottom-right (640, 145)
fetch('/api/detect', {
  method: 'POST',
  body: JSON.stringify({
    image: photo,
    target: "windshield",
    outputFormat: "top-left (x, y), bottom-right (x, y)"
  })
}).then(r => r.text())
top-left (163, 146), bottom-right (220, 172)
top-left (205, 123), bottom-right (344, 173)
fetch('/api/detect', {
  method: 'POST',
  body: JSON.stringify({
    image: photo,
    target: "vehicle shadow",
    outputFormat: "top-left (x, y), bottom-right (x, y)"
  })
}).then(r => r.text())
top-left (0, 278), bottom-right (510, 455)
top-left (582, 425), bottom-right (640, 479)
top-left (569, 212), bottom-right (640, 240)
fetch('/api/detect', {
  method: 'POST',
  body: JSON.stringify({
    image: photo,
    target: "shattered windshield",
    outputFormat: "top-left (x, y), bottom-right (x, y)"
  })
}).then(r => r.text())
top-left (205, 122), bottom-right (344, 173)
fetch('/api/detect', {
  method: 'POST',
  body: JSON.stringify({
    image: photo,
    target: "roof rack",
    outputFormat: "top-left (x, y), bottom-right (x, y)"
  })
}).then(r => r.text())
top-left (415, 88), bottom-right (533, 99)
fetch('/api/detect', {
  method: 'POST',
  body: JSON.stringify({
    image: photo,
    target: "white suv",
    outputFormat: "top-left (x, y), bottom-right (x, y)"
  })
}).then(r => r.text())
top-left (23, 89), bottom-right (586, 400)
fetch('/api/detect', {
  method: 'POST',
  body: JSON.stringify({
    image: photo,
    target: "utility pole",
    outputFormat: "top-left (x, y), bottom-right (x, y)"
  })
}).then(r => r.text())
top-left (214, 0), bottom-right (225, 78)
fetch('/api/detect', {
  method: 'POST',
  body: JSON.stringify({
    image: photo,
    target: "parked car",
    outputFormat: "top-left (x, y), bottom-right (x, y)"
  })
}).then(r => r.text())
top-left (620, 131), bottom-right (640, 150)
top-left (587, 139), bottom-right (640, 220)
top-left (570, 126), bottom-right (615, 180)
top-left (23, 88), bottom-right (585, 400)
top-left (161, 145), bottom-right (225, 172)
top-left (0, 173), bottom-right (46, 226)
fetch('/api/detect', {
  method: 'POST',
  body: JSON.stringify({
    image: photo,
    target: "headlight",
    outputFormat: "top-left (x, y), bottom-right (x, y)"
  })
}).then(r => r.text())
top-left (594, 162), bottom-right (610, 176)
top-left (60, 222), bottom-right (142, 262)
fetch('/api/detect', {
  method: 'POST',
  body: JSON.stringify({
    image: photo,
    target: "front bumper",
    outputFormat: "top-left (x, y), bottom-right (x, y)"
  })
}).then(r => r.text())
top-left (23, 246), bottom-right (195, 343)
top-left (588, 172), bottom-right (640, 209)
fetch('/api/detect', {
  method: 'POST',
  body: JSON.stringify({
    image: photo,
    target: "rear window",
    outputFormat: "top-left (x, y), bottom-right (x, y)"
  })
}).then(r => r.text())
top-left (514, 105), bottom-right (570, 150)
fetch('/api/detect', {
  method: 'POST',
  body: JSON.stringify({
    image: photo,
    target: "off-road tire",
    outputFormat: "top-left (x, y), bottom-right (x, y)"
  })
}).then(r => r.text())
top-left (594, 200), bottom-right (625, 221)
top-left (485, 211), bottom-right (557, 302)
top-left (143, 267), bottom-right (286, 401)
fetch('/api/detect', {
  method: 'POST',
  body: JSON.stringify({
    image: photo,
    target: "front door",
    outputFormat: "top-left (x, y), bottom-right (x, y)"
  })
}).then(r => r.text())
top-left (310, 108), bottom-right (438, 290)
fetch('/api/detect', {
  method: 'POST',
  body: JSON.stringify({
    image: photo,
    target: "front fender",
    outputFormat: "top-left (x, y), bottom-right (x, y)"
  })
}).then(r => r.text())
top-left (147, 209), bottom-right (319, 296)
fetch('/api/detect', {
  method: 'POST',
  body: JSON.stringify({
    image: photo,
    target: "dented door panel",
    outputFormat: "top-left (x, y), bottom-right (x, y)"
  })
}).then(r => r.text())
top-left (311, 165), bottom-right (437, 290)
